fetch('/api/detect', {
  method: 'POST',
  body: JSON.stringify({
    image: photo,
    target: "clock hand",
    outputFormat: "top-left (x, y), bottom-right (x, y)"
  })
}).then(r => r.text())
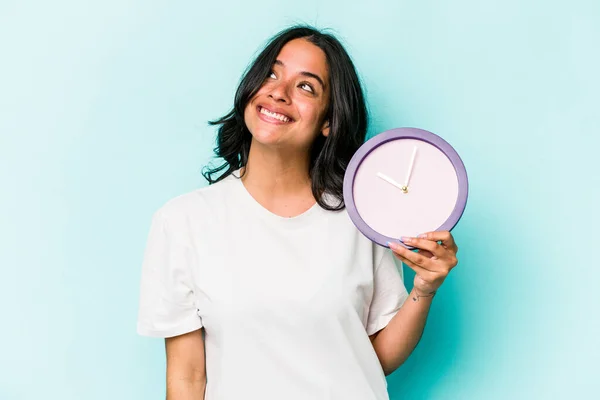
top-left (377, 172), bottom-right (404, 190)
top-left (403, 146), bottom-right (418, 189)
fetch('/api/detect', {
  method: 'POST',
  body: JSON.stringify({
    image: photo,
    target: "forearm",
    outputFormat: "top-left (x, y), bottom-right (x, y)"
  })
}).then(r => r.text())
top-left (371, 287), bottom-right (434, 375)
top-left (166, 378), bottom-right (206, 400)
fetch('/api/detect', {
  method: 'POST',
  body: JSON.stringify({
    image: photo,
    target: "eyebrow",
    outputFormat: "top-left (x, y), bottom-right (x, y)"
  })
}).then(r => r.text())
top-left (273, 60), bottom-right (326, 90)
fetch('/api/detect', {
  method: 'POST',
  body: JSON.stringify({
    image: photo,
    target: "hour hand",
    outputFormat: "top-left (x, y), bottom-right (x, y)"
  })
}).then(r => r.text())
top-left (377, 172), bottom-right (405, 191)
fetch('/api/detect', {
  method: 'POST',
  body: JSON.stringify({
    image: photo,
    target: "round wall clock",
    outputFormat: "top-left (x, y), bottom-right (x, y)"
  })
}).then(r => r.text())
top-left (343, 127), bottom-right (468, 250)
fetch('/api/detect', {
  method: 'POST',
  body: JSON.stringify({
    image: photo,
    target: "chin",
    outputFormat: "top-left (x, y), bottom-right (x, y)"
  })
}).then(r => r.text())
top-left (249, 128), bottom-right (286, 147)
top-left (246, 120), bottom-right (287, 147)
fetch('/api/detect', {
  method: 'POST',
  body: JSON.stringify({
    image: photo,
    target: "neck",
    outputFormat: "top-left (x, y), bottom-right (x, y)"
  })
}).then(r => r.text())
top-left (241, 139), bottom-right (313, 199)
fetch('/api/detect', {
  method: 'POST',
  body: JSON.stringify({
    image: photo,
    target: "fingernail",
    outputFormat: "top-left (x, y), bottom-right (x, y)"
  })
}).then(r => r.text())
top-left (400, 236), bottom-right (411, 243)
top-left (418, 233), bottom-right (427, 239)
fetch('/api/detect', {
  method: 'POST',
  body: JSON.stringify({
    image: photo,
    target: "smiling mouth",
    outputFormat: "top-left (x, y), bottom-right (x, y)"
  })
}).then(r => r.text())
top-left (258, 106), bottom-right (293, 123)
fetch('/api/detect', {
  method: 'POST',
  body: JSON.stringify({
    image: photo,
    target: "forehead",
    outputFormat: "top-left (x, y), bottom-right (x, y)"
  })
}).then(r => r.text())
top-left (276, 38), bottom-right (329, 79)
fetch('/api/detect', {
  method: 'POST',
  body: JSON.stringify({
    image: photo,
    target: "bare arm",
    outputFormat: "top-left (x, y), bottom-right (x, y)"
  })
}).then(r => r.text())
top-left (369, 288), bottom-right (433, 375)
top-left (165, 329), bottom-right (206, 400)
top-left (370, 231), bottom-right (459, 376)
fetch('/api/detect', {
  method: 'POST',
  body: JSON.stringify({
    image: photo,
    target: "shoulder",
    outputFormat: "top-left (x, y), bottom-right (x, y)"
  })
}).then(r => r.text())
top-left (321, 193), bottom-right (388, 266)
top-left (153, 175), bottom-right (236, 227)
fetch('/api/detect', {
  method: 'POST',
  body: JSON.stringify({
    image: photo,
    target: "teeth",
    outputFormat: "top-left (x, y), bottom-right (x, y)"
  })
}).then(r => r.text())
top-left (260, 107), bottom-right (290, 122)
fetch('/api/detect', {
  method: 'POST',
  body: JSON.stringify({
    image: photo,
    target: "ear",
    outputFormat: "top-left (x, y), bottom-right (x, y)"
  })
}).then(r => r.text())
top-left (321, 120), bottom-right (330, 137)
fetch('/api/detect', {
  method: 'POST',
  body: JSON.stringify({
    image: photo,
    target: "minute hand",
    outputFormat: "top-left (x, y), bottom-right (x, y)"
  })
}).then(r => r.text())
top-left (403, 146), bottom-right (418, 189)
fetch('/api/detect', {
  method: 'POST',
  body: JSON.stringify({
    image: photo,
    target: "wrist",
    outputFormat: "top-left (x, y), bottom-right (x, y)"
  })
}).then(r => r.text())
top-left (411, 286), bottom-right (437, 302)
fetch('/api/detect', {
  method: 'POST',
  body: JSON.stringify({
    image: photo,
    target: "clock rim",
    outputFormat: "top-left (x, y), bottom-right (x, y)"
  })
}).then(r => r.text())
top-left (343, 127), bottom-right (469, 248)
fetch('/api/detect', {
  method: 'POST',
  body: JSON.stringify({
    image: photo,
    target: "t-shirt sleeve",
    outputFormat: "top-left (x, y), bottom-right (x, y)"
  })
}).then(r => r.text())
top-left (136, 210), bottom-right (203, 338)
top-left (366, 245), bottom-right (409, 336)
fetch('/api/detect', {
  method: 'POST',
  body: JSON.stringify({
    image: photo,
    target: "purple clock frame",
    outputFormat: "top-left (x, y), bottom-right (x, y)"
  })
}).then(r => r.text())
top-left (343, 127), bottom-right (469, 249)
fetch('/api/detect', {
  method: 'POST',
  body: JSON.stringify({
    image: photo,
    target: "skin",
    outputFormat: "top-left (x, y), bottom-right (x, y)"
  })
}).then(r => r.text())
top-left (165, 330), bottom-right (206, 399)
top-left (240, 38), bottom-right (331, 218)
top-left (390, 232), bottom-right (459, 299)
top-left (370, 231), bottom-right (459, 375)
top-left (164, 38), bottom-right (460, 398)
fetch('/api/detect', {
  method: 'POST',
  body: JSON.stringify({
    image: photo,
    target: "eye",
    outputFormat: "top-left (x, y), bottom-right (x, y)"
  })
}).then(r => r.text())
top-left (268, 70), bottom-right (277, 79)
top-left (299, 82), bottom-right (314, 93)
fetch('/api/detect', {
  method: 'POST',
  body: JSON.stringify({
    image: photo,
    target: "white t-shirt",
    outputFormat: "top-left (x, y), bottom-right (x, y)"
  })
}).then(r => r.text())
top-left (137, 171), bottom-right (409, 400)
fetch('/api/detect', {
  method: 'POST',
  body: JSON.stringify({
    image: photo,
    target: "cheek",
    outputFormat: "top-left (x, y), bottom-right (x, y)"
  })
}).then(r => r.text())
top-left (296, 101), bottom-right (323, 125)
top-left (244, 89), bottom-right (268, 117)
top-left (244, 98), bottom-right (259, 122)
top-left (243, 105), bottom-right (252, 128)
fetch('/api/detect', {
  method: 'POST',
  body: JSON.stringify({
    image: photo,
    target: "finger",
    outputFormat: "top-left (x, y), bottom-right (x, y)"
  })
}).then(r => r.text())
top-left (392, 252), bottom-right (437, 281)
top-left (417, 231), bottom-right (458, 252)
top-left (399, 236), bottom-right (445, 259)
top-left (388, 242), bottom-right (436, 272)
top-left (416, 249), bottom-right (434, 258)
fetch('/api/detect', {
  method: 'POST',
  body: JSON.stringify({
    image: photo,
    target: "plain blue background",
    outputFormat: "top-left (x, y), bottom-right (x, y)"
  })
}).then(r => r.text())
top-left (1, 1), bottom-right (598, 399)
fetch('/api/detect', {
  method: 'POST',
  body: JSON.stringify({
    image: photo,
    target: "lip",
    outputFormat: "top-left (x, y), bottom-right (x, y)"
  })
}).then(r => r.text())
top-left (256, 105), bottom-right (294, 125)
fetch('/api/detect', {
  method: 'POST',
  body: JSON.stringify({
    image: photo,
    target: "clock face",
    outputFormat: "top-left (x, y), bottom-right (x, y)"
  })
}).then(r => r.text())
top-left (343, 128), bottom-right (468, 248)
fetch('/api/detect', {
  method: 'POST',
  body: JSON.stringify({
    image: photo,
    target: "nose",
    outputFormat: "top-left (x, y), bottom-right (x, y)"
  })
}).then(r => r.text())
top-left (268, 79), bottom-right (291, 104)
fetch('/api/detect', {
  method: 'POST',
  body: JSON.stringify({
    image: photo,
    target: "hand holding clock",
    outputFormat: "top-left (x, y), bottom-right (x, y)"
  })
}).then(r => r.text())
top-left (343, 127), bottom-right (468, 300)
top-left (388, 231), bottom-right (458, 300)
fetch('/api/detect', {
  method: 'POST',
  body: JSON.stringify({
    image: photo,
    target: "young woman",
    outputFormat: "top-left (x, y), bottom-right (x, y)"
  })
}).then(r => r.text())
top-left (137, 25), bottom-right (459, 400)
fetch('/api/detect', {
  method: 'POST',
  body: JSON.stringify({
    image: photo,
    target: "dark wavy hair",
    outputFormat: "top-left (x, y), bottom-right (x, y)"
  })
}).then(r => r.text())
top-left (202, 25), bottom-right (368, 211)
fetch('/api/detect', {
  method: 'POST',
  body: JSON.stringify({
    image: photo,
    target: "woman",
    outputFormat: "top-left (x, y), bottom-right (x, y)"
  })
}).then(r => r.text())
top-left (137, 25), bottom-right (459, 400)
